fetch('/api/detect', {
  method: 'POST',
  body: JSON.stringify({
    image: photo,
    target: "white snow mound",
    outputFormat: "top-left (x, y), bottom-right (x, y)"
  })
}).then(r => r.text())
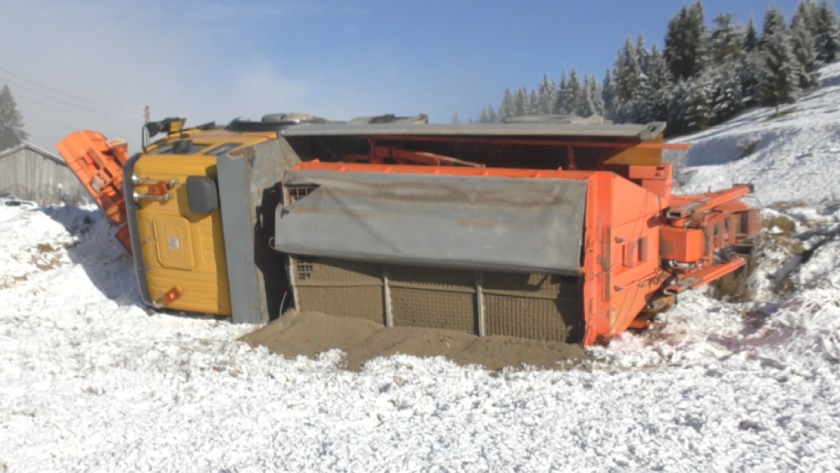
top-left (670, 61), bottom-right (840, 205)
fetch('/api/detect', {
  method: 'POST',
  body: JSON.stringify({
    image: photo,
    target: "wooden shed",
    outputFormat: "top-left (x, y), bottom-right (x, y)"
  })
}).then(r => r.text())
top-left (0, 143), bottom-right (89, 205)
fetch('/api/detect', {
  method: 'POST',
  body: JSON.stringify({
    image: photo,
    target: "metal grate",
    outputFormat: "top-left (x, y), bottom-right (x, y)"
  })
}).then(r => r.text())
top-left (484, 295), bottom-right (578, 341)
top-left (391, 287), bottom-right (476, 333)
top-left (296, 258), bottom-right (314, 281)
top-left (294, 258), bottom-right (382, 286)
top-left (288, 185), bottom-right (318, 203)
top-left (287, 256), bottom-right (585, 343)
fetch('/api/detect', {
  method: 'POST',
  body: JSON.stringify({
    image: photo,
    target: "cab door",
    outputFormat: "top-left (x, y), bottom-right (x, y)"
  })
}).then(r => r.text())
top-left (131, 154), bottom-right (232, 316)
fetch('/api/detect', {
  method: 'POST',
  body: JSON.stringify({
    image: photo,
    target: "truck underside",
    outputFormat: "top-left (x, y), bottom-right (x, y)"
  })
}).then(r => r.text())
top-left (57, 114), bottom-right (761, 347)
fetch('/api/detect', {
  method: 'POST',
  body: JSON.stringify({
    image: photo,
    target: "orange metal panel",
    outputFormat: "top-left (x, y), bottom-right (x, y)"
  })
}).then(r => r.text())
top-left (603, 133), bottom-right (672, 166)
top-left (581, 172), bottom-right (611, 346)
top-left (665, 257), bottom-right (747, 294)
top-left (602, 175), bottom-right (667, 339)
top-left (745, 209), bottom-right (762, 237)
top-left (56, 131), bottom-right (132, 252)
top-left (666, 185), bottom-right (752, 219)
top-left (627, 163), bottom-right (672, 180)
top-left (660, 227), bottom-right (705, 262)
top-left (602, 147), bottom-right (662, 166)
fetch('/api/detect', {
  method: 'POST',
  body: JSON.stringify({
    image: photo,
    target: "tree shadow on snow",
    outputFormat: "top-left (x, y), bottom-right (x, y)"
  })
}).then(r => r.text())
top-left (672, 127), bottom-right (797, 172)
top-left (668, 108), bottom-right (769, 146)
top-left (43, 205), bottom-right (143, 308)
top-left (43, 205), bottom-right (234, 323)
top-left (818, 73), bottom-right (840, 90)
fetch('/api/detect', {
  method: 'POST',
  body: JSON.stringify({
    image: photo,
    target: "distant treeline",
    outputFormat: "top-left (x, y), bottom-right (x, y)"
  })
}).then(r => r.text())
top-left (470, 0), bottom-right (839, 136)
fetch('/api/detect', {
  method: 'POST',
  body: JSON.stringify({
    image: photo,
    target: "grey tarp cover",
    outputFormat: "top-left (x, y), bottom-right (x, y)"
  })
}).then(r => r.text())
top-left (274, 170), bottom-right (588, 275)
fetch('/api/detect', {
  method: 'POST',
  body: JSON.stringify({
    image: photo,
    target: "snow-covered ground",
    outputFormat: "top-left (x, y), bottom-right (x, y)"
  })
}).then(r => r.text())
top-left (670, 61), bottom-right (840, 205)
top-left (3, 67), bottom-right (840, 471)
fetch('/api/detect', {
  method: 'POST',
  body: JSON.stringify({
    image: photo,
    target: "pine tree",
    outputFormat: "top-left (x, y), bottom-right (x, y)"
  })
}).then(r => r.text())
top-left (742, 16), bottom-right (763, 105)
top-left (814, 1), bottom-right (840, 62)
top-left (485, 104), bottom-right (498, 123)
top-left (760, 8), bottom-right (799, 113)
top-left (744, 16), bottom-right (759, 52)
top-left (537, 74), bottom-right (557, 115)
top-left (613, 36), bottom-right (649, 122)
top-left (761, 5), bottom-right (787, 50)
top-left (791, 19), bottom-right (822, 89)
top-left (636, 35), bottom-right (650, 74)
top-left (478, 105), bottom-right (499, 123)
top-left (740, 51), bottom-right (763, 107)
top-left (670, 76), bottom-right (712, 132)
top-left (664, 5), bottom-right (689, 79)
top-left (595, 75), bottom-right (607, 118)
top-left (0, 85), bottom-right (28, 151)
top-left (711, 13), bottom-right (745, 66)
top-left (602, 69), bottom-right (616, 119)
top-left (688, 1), bottom-right (711, 74)
top-left (645, 43), bottom-right (673, 122)
top-left (791, 0), bottom-right (819, 34)
top-left (614, 37), bottom-right (642, 103)
top-left (710, 66), bottom-right (744, 123)
top-left (664, 1), bottom-right (709, 80)
top-left (667, 80), bottom-right (690, 134)
top-left (584, 75), bottom-right (606, 118)
top-left (555, 71), bottom-right (568, 114)
top-left (528, 89), bottom-right (540, 115)
top-left (514, 86), bottom-right (528, 116)
top-left (565, 68), bottom-right (584, 115)
top-left (579, 84), bottom-right (595, 119)
top-left (451, 112), bottom-right (461, 124)
top-left (498, 87), bottom-right (515, 121)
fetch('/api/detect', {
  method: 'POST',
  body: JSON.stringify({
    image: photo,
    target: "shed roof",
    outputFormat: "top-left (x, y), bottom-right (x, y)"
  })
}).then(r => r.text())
top-left (0, 143), bottom-right (67, 167)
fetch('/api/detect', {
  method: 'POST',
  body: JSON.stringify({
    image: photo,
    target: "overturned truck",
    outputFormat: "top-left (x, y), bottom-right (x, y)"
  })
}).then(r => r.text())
top-left (57, 114), bottom-right (760, 346)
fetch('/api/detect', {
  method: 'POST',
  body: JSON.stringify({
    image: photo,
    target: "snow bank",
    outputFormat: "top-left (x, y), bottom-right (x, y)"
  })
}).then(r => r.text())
top-left (2, 202), bottom-right (840, 470)
top-left (670, 61), bottom-right (840, 205)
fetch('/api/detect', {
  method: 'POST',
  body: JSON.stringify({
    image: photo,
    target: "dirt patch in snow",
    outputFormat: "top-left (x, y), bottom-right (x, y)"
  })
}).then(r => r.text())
top-left (714, 212), bottom-right (807, 301)
top-left (240, 310), bottom-right (586, 371)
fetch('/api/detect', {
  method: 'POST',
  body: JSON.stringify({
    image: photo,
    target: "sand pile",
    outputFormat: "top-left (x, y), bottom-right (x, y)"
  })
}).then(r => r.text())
top-left (240, 310), bottom-right (586, 371)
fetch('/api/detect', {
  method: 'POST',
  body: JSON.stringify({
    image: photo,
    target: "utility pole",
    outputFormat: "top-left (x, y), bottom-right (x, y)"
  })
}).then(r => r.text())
top-left (144, 104), bottom-right (151, 124)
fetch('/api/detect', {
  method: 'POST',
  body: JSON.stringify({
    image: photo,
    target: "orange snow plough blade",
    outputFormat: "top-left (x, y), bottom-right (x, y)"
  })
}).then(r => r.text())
top-left (56, 131), bottom-right (132, 252)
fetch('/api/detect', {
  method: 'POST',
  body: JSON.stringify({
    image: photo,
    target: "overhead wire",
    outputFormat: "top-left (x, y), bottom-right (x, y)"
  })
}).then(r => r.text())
top-left (0, 65), bottom-right (138, 115)
top-left (13, 91), bottom-right (139, 123)
top-left (0, 75), bottom-right (139, 121)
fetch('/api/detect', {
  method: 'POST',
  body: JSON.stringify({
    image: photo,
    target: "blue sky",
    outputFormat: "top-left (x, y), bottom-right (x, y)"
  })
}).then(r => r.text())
top-left (0, 0), bottom-right (815, 150)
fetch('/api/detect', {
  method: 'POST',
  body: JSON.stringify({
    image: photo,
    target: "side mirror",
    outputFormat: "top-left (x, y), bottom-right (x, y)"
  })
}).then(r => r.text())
top-left (186, 176), bottom-right (219, 213)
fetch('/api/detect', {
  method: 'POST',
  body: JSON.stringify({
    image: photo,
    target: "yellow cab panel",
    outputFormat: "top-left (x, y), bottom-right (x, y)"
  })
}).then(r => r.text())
top-left (127, 128), bottom-right (271, 316)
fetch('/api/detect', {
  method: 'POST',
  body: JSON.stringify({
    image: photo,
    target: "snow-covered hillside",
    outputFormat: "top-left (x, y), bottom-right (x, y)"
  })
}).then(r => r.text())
top-left (3, 66), bottom-right (840, 470)
top-left (671, 61), bottom-right (840, 205)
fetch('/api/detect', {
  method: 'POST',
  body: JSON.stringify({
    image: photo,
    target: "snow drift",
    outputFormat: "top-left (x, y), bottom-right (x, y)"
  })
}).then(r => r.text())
top-left (670, 61), bottom-right (840, 205)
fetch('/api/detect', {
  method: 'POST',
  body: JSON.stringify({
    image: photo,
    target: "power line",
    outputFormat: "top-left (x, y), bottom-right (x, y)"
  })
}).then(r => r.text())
top-left (14, 91), bottom-right (139, 123)
top-left (16, 91), bottom-right (137, 122)
top-left (0, 74), bottom-right (139, 120)
top-left (0, 65), bottom-right (137, 115)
